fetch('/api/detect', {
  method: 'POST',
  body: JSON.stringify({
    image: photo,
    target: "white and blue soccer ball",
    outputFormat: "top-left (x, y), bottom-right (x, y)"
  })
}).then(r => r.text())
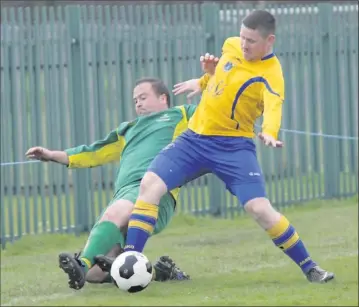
top-left (110, 251), bottom-right (153, 293)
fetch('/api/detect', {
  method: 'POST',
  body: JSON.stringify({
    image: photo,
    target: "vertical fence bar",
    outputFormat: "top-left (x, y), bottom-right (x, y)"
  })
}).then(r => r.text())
top-left (348, 4), bottom-right (359, 194)
top-left (66, 5), bottom-right (91, 233)
top-left (310, 5), bottom-right (325, 198)
top-left (104, 5), bottom-right (114, 207)
top-left (171, 4), bottom-right (179, 90)
top-left (119, 5), bottom-right (130, 122)
top-left (48, 6), bottom-right (57, 231)
top-left (19, 8), bottom-right (32, 234)
top-left (306, 5), bottom-right (318, 198)
top-left (142, 5), bottom-right (150, 76)
top-left (19, 7), bottom-right (31, 236)
top-left (48, 6), bottom-right (57, 232)
top-left (287, 8), bottom-right (298, 203)
top-left (25, 7), bottom-right (38, 235)
top-left (201, 3), bottom-right (224, 216)
top-left (156, 5), bottom-right (165, 83)
top-left (56, 6), bottom-right (68, 232)
top-left (276, 6), bottom-right (289, 206)
top-left (1, 8), bottom-right (10, 247)
top-left (336, 5), bottom-right (349, 196)
top-left (98, 4), bottom-right (107, 218)
top-left (81, 5), bottom-right (96, 229)
top-left (41, 6), bottom-right (56, 234)
top-left (9, 7), bottom-right (23, 240)
top-left (127, 5), bottom-right (137, 119)
top-left (302, 6), bottom-right (311, 201)
top-left (164, 5), bottom-right (173, 92)
top-left (49, 6), bottom-right (61, 231)
top-left (95, 5), bottom-right (106, 225)
top-left (33, 6), bottom-right (48, 234)
top-left (149, 5), bottom-right (157, 78)
top-left (292, 7), bottom-right (304, 202)
top-left (319, 3), bottom-right (340, 199)
top-left (63, 5), bottom-right (75, 232)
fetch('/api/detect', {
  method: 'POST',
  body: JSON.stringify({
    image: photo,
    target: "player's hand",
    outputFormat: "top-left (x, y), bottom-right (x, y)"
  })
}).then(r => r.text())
top-left (200, 53), bottom-right (219, 75)
top-left (172, 79), bottom-right (202, 99)
top-left (258, 133), bottom-right (284, 148)
top-left (25, 147), bottom-right (53, 162)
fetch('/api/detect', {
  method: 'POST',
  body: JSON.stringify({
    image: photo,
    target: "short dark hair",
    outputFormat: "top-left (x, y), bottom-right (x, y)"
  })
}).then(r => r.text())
top-left (242, 10), bottom-right (276, 38)
top-left (135, 77), bottom-right (171, 107)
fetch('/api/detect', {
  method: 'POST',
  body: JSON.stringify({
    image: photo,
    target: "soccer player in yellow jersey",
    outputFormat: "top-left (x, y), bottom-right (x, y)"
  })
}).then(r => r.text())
top-left (122, 10), bottom-right (335, 283)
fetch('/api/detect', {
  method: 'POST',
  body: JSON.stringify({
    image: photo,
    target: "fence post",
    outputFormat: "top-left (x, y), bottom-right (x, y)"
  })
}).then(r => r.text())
top-left (66, 5), bottom-right (91, 234)
top-left (202, 2), bottom-right (220, 55)
top-left (201, 3), bottom-right (225, 216)
top-left (318, 3), bottom-right (340, 199)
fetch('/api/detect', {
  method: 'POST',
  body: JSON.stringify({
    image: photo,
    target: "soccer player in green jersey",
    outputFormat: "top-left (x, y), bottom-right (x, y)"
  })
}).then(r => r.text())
top-left (25, 78), bottom-right (196, 290)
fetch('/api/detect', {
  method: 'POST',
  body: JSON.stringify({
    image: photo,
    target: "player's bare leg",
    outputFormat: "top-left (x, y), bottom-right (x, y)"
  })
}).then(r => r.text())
top-left (244, 197), bottom-right (334, 283)
top-left (94, 254), bottom-right (190, 281)
top-left (86, 244), bottom-right (123, 283)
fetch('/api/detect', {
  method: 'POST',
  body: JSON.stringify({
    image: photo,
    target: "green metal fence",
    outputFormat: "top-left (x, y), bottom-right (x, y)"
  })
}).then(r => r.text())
top-left (1, 2), bottom-right (358, 248)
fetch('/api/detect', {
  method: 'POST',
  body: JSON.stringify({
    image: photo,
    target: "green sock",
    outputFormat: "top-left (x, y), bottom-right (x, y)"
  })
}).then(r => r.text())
top-left (80, 221), bottom-right (122, 272)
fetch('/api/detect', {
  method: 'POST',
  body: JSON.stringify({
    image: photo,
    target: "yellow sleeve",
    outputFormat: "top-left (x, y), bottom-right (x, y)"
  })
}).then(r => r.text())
top-left (198, 73), bottom-right (211, 90)
top-left (261, 72), bottom-right (285, 140)
top-left (65, 126), bottom-right (126, 168)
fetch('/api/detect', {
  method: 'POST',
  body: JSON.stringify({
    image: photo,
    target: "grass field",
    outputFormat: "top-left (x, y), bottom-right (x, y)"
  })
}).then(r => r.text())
top-left (1, 198), bottom-right (358, 306)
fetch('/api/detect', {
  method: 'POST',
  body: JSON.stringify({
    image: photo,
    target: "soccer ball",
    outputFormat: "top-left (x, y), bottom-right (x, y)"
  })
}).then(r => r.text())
top-left (110, 251), bottom-right (153, 293)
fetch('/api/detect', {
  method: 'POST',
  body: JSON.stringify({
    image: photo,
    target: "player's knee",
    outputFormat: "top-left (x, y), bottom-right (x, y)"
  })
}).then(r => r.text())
top-left (139, 172), bottom-right (168, 203)
top-left (99, 200), bottom-right (134, 228)
top-left (244, 197), bottom-right (280, 229)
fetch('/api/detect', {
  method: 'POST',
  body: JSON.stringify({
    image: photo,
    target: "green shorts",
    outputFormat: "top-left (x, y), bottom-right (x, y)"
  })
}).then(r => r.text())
top-left (95, 183), bottom-right (176, 236)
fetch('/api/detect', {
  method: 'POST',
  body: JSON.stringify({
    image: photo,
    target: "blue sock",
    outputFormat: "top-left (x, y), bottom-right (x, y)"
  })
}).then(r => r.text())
top-left (124, 200), bottom-right (159, 252)
top-left (267, 215), bottom-right (316, 273)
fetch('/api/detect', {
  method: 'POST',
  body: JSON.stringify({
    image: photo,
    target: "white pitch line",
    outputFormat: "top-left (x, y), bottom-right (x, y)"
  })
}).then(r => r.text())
top-left (2, 293), bottom-right (76, 306)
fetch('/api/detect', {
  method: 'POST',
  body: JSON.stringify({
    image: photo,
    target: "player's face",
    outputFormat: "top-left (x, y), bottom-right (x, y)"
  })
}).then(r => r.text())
top-left (133, 82), bottom-right (168, 115)
top-left (240, 25), bottom-right (275, 62)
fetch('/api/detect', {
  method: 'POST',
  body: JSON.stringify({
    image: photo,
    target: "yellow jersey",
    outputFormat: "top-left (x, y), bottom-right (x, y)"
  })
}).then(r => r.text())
top-left (189, 36), bottom-right (285, 140)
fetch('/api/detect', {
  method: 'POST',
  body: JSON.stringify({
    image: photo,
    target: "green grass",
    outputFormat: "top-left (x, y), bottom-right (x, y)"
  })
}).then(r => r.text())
top-left (1, 199), bottom-right (358, 306)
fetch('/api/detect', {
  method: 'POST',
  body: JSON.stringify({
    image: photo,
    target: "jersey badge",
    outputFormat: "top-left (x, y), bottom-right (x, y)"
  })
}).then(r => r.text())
top-left (224, 61), bottom-right (233, 72)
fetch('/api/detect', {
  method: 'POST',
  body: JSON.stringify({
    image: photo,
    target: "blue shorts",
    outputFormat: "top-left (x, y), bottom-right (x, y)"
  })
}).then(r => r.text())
top-left (148, 129), bottom-right (266, 205)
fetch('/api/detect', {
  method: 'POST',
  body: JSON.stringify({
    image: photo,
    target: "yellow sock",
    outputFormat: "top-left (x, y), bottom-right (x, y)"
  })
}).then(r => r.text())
top-left (267, 215), bottom-right (316, 273)
top-left (124, 200), bottom-right (159, 252)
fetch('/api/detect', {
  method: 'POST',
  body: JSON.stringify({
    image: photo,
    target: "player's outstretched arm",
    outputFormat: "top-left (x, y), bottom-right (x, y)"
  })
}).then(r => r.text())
top-left (172, 53), bottom-right (219, 99)
top-left (26, 128), bottom-right (125, 168)
top-left (25, 147), bottom-right (69, 165)
top-left (64, 129), bottom-right (124, 168)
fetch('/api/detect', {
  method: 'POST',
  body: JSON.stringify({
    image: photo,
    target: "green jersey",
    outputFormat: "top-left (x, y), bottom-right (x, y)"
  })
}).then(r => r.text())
top-left (65, 105), bottom-right (197, 201)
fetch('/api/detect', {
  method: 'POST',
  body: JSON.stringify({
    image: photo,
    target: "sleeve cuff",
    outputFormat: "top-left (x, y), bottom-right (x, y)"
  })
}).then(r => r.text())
top-left (198, 74), bottom-right (210, 90)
